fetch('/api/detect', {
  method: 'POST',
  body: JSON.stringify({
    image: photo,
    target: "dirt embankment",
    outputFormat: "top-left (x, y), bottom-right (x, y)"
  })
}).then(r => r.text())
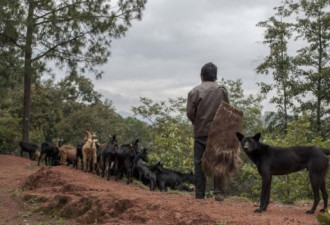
top-left (0, 155), bottom-right (322, 225)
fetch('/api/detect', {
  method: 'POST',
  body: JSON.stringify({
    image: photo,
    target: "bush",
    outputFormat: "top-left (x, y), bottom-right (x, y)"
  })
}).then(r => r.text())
top-left (0, 110), bottom-right (21, 154)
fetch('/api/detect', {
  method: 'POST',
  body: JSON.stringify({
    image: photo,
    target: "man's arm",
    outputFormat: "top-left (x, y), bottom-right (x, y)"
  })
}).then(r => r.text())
top-left (222, 86), bottom-right (230, 104)
top-left (186, 90), bottom-right (197, 124)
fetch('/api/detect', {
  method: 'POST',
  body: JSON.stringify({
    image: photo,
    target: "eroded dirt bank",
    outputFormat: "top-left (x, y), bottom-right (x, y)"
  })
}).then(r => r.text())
top-left (0, 155), bottom-right (321, 225)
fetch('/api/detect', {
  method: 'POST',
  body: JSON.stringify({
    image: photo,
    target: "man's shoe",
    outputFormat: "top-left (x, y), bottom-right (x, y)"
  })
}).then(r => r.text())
top-left (214, 193), bottom-right (224, 201)
top-left (195, 196), bottom-right (205, 200)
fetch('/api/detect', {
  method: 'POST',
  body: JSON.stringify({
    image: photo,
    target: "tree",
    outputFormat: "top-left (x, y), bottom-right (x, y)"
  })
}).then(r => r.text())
top-left (57, 72), bottom-right (102, 117)
top-left (55, 74), bottom-right (122, 144)
top-left (0, 1), bottom-right (24, 102)
top-left (55, 101), bottom-right (120, 145)
top-left (0, 110), bottom-right (21, 154)
top-left (132, 97), bottom-right (194, 171)
top-left (30, 80), bottom-right (63, 142)
top-left (256, 2), bottom-right (298, 132)
top-left (221, 79), bottom-right (264, 135)
top-left (290, 0), bottom-right (330, 134)
top-left (0, 0), bottom-right (147, 142)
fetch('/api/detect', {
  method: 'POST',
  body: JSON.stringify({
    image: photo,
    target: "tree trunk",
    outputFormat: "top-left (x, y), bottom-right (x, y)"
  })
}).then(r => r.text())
top-left (22, 1), bottom-right (35, 142)
top-left (316, 16), bottom-right (323, 134)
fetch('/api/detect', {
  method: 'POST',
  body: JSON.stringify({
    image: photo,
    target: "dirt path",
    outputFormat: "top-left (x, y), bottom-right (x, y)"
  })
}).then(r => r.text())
top-left (0, 155), bottom-right (322, 225)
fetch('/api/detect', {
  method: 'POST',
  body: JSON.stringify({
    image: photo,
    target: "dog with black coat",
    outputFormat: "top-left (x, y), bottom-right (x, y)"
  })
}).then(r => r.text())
top-left (38, 142), bottom-right (60, 166)
top-left (154, 162), bottom-right (194, 192)
top-left (76, 143), bottom-right (84, 170)
top-left (19, 141), bottom-right (39, 160)
top-left (236, 132), bottom-right (330, 214)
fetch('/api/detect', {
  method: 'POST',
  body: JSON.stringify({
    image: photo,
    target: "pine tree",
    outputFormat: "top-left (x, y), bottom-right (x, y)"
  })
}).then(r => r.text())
top-left (0, 0), bottom-right (147, 141)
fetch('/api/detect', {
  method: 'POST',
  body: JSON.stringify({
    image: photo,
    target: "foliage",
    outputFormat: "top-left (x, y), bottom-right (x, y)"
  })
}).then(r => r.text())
top-left (291, 0), bottom-right (330, 135)
top-left (0, 0), bottom-right (147, 141)
top-left (0, 0), bottom-right (24, 100)
top-left (0, 109), bottom-right (21, 154)
top-left (221, 78), bottom-right (264, 135)
top-left (317, 209), bottom-right (330, 225)
top-left (257, 0), bottom-right (330, 135)
top-left (131, 78), bottom-right (264, 172)
top-left (227, 161), bottom-right (261, 201)
top-left (1, 0), bottom-right (148, 78)
top-left (30, 82), bottom-right (63, 142)
top-left (55, 101), bottom-right (118, 145)
top-left (256, 2), bottom-right (298, 132)
top-left (132, 97), bottom-right (193, 172)
top-left (119, 116), bottom-right (153, 147)
top-left (152, 122), bottom-right (193, 171)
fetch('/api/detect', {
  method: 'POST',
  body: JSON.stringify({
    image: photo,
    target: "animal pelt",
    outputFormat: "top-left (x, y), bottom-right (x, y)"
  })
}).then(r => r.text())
top-left (202, 101), bottom-right (243, 185)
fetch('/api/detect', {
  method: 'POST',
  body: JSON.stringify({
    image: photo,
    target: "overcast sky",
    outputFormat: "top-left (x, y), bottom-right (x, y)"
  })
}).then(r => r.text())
top-left (91, 0), bottom-right (280, 114)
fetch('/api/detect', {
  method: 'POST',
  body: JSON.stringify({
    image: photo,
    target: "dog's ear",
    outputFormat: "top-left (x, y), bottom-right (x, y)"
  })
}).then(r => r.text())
top-left (253, 133), bottom-right (261, 142)
top-left (236, 132), bottom-right (244, 141)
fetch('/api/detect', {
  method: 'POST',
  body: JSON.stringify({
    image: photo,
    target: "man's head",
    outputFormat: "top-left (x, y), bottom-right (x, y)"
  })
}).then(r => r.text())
top-left (201, 62), bottom-right (217, 81)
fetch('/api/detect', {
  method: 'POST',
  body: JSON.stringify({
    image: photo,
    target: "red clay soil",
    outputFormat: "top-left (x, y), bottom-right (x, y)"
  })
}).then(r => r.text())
top-left (0, 155), bottom-right (323, 225)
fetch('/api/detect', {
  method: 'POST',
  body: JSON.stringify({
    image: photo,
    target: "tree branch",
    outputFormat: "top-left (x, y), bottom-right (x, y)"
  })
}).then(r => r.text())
top-left (0, 33), bottom-right (25, 49)
top-left (32, 32), bottom-right (87, 62)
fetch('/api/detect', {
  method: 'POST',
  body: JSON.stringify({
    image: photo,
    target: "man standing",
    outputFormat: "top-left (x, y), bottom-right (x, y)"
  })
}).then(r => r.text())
top-left (186, 62), bottom-right (229, 200)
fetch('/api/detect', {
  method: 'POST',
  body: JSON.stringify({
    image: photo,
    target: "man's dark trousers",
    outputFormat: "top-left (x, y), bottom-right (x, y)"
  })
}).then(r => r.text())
top-left (194, 136), bottom-right (207, 198)
top-left (194, 136), bottom-right (223, 199)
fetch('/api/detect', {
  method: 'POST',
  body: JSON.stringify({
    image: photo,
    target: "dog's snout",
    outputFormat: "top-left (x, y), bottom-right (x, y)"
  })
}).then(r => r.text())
top-left (243, 143), bottom-right (250, 150)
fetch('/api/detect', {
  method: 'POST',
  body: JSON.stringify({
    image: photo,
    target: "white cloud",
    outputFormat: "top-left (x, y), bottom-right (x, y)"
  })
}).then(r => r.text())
top-left (79, 1), bottom-right (282, 113)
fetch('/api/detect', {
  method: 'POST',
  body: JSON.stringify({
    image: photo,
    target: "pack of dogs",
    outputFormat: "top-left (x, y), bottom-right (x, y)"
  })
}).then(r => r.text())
top-left (19, 131), bottom-right (330, 214)
top-left (19, 132), bottom-right (194, 193)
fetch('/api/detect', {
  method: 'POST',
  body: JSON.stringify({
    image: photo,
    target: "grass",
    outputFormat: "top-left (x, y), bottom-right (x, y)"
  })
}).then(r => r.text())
top-left (294, 198), bottom-right (313, 205)
top-left (24, 162), bottom-right (39, 170)
top-left (226, 195), bottom-right (254, 204)
top-left (9, 188), bottom-right (23, 198)
top-left (216, 222), bottom-right (227, 225)
top-left (23, 210), bottom-right (33, 218)
top-left (133, 179), bottom-right (150, 190)
top-left (33, 217), bottom-right (70, 225)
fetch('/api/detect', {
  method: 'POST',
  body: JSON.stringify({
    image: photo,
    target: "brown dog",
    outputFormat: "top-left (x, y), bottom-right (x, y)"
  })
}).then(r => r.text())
top-left (82, 130), bottom-right (97, 172)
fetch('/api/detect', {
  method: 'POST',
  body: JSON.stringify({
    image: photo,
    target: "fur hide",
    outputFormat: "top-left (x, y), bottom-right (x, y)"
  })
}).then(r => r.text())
top-left (202, 101), bottom-right (243, 185)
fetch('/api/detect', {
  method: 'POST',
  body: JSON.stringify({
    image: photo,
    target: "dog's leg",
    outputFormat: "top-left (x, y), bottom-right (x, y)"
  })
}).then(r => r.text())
top-left (101, 155), bottom-right (105, 178)
top-left (307, 173), bottom-right (321, 214)
top-left (45, 154), bottom-right (48, 166)
top-left (263, 175), bottom-right (272, 211)
top-left (93, 150), bottom-right (97, 174)
top-left (38, 152), bottom-right (43, 166)
top-left (29, 152), bottom-right (33, 160)
top-left (320, 178), bottom-right (328, 212)
top-left (256, 173), bottom-right (271, 213)
top-left (82, 150), bottom-right (87, 172)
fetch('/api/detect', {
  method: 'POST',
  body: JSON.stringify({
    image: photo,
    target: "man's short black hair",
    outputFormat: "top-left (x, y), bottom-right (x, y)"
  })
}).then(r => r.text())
top-left (201, 62), bottom-right (217, 81)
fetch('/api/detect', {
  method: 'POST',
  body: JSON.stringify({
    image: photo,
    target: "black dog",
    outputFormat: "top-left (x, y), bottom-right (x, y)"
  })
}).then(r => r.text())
top-left (236, 132), bottom-right (330, 214)
top-left (19, 141), bottom-right (39, 160)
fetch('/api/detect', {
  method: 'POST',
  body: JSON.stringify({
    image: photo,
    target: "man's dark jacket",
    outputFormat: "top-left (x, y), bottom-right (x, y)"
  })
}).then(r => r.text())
top-left (186, 81), bottom-right (229, 137)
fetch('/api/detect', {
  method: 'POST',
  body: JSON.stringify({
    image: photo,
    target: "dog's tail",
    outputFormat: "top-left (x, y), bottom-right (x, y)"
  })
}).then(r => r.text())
top-left (323, 149), bottom-right (330, 155)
